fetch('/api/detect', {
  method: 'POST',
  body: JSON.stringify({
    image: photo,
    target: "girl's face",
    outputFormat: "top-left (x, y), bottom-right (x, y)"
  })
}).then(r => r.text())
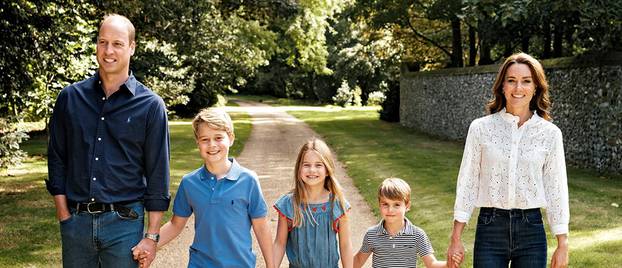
top-left (503, 63), bottom-right (536, 113)
top-left (299, 150), bottom-right (328, 190)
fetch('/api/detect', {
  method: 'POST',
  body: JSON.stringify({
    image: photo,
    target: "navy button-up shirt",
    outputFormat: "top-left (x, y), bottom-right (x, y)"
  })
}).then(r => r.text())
top-left (46, 72), bottom-right (171, 211)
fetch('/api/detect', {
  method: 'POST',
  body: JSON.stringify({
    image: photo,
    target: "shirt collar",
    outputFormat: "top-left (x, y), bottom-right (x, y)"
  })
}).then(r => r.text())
top-left (200, 158), bottom-right (241, 181)
top-left (376, 218), bottom-right (416, 236)
top-left (94, 71), bottom-right (138, 96)
top-left (498, 108), bottom-right (541, 126)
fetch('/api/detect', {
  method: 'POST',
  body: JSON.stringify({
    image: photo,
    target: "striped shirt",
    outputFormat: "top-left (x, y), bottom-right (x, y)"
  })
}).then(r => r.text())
top-left (359, 219), bottom-right (434, 268)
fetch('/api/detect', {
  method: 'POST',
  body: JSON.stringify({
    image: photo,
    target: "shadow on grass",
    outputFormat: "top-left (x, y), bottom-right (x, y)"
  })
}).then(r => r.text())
top-left (288, 108), bottom-right (622, 267)
top-left (0, 169), bottom-right (60, 267)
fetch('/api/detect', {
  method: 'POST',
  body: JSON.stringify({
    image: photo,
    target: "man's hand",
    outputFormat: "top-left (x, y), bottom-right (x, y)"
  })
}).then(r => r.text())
top-left (132, 238), bottom-right (157, 268)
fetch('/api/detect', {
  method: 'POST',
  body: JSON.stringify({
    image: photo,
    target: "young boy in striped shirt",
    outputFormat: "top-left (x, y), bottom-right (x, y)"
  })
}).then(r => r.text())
top-left (354, 178), bottom-right (463, 268)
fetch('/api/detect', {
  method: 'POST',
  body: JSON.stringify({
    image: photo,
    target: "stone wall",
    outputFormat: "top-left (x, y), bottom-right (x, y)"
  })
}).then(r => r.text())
top-left (400, 53), bottom-right (622, 174)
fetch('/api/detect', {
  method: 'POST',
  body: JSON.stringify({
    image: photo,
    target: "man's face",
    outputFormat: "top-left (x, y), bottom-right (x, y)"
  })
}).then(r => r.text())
top-left (96, 19), bottom-right (135, 76)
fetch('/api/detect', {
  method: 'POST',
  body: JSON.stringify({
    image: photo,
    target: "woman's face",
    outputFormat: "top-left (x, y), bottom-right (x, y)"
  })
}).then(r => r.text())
top-left (503, 63), bottom-right (536, 112)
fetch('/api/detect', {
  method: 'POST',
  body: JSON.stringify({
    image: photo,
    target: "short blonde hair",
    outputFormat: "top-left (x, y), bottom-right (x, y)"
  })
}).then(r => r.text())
top-left (192, 108), bottom-right (234, 138)
top-left (378, 178), bottom-right (411, 205)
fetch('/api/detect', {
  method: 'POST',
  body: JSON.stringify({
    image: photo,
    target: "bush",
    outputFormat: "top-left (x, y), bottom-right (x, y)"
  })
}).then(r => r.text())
top-left (379, 82), bottom-right (399, 122)
top-left (367, 91), bottom-right (386, 106)
top-left (333, 80), bottom-right (362, 107)
top-left (0, 117), bottom-right (29, 171)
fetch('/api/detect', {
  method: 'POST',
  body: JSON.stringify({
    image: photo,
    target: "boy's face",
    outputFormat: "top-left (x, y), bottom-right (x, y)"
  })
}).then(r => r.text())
top-left (379, 197), bottom-right (409, 224)
top-left (196, 124), bottom-right (234, 166)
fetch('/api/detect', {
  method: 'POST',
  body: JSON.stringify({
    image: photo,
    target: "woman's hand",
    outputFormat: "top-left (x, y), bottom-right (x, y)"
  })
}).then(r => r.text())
top-left (551, 234), bottom-right (568, 268)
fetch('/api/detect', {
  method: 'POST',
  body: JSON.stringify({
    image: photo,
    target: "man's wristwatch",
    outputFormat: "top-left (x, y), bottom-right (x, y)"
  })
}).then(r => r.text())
top-left (144, 233), bottom-right (160, 243)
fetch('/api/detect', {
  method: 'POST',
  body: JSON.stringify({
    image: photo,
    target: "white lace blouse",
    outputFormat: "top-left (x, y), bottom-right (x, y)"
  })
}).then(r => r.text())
top-left (453, 109), bottom-right (569, 235)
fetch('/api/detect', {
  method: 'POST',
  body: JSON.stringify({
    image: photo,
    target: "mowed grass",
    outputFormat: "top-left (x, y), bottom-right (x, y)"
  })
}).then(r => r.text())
top-left (0, 111), bottom-right (251, 268)
top-left (287, 108), bottom-right (622, 268)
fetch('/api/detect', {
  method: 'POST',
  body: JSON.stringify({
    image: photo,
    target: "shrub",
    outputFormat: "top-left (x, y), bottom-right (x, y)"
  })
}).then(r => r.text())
top-left (0, 117), bottom-right (29, 171)
top-left (379, 82), bottom-right (399, 122)
top-left (367, 91), bottom-right (386, 106)
top-left (333, 80), bottom-right (362, 107)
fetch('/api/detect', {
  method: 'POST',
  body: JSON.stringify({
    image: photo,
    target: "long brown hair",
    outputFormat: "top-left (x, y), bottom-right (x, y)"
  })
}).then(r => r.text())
top-left (486, 52), bottom-right (552, 121)
top-left (291, 138), bottom-right (348, 227)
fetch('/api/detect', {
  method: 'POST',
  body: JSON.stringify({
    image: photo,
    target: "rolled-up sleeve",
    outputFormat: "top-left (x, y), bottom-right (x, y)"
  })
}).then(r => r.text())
top-left (543, 128), bottom-right (570, 235)
top-left (46, 90), bottom-right (68, 196)
top-left (142, 97), bottom-right (171, 211)
top-left (454, 120), bottom-right (482, 223)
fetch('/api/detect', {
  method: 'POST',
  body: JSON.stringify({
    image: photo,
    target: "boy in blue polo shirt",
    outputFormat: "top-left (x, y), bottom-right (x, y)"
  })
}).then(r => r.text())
top-left (134, 108), bottom-right (274, 268)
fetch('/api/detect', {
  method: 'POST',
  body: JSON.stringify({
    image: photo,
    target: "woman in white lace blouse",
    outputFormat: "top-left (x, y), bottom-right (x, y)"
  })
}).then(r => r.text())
top-left (446, 53), bottom-right (569, 268)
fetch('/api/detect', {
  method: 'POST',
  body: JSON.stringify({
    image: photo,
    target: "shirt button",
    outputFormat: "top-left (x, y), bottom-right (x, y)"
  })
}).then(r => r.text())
top-left (93, 177), bottom-right (96, 181)
top-left (101, 117), bottom-right (105, 121)
top-left (102, 97), bottom-right (106, 100)
top-left (91, 198), bottom-right (95, 201)
top-left (95, 157), bottom-right (99, 161)
top-left (211, 187), bottom-right (214, 191)
top-left (98, 137), bottom-right (101, 141)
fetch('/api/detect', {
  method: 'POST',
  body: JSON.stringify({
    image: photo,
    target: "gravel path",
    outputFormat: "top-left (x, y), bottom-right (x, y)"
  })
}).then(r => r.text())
top-left (152, 100), bottom-right (375, 267)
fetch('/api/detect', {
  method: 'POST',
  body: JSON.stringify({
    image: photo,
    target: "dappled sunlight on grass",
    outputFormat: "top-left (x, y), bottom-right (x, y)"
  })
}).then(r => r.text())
top-left (570, 226), bottom-right (622, 250)
top-left (0, 111), bottom-right (252, 266)
top-left (288, 107), bottom-right (622, 267)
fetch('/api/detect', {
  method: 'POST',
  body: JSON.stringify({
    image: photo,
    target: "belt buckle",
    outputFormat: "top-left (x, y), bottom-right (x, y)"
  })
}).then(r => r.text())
top-left (86, 202), bottom-right (104, 214)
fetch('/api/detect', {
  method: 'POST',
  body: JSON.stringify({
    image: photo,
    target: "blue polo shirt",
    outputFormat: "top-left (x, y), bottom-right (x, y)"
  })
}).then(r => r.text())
top-left (173, 159), bottom-right (268, 268)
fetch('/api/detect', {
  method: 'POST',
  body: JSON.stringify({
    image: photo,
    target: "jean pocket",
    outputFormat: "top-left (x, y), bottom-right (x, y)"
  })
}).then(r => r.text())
top-left (59, 215), bottom-right (73, 225)
top-left (524, 213), bottom-right (543, 226)
top-left (477, 213), bottom-right (494, 226)
top-left (115, 209), bottom-right (143, 221)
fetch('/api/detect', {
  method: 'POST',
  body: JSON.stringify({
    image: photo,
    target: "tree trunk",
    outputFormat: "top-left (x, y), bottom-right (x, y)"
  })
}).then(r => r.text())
top-left (450, 16), bottom-right (463, 67)
top-left (469, 25), bottom-right (476, 66)
top-left (521, 35), bottom-right (529, 53)
top-left (479, 37), bottom-right (493, 65)
top-left (553, 22), bottom-right (563, 57)
top-left (542, 20), bottom-right (551, 58)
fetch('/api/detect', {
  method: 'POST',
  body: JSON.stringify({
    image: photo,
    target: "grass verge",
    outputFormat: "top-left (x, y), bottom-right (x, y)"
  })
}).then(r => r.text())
top-left (0, 112), bottom-right (251, 267)
top-left (287, 108), bottom-right (622, 268)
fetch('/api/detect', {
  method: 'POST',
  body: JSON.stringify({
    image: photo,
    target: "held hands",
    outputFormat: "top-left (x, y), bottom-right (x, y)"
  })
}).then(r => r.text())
top-left (132, 238), bottom-right (157, 268)
top-left (447, 239), bottom-right (465, 268)
top-left (449, 251), bottom-right (464, 268)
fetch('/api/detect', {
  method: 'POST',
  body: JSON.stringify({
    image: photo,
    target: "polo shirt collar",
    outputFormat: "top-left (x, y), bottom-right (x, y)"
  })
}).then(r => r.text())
top-left (200, 158), bottom-right (241, 181)
top-left (94, 71), bottom-right (138, 96)
top-left (376, 218), bottom-right (416, 236)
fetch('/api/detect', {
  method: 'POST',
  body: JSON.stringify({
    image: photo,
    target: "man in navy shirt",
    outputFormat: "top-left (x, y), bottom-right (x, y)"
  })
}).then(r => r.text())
top-left (46, 14), bottom-right (170, 268)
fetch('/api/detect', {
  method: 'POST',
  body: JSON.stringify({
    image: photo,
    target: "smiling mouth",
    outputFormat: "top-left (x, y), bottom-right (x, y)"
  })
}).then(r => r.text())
top-left (511, 94), bottom-right (526, 99)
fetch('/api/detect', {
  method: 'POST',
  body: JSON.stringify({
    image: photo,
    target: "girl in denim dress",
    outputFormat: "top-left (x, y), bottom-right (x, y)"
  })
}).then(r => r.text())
top-left (273, 138), bottom-right (353, 268)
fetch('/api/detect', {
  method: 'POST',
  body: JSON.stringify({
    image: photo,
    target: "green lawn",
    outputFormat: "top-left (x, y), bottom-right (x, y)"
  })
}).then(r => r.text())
top-left (0, 111), bottom-right (251, 268)
top-left (287, 108), bottom-right (622, 268)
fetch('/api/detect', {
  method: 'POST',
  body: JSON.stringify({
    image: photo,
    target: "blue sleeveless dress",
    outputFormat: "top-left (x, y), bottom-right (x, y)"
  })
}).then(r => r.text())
top-left (274, 193), bottom-right (350, 268)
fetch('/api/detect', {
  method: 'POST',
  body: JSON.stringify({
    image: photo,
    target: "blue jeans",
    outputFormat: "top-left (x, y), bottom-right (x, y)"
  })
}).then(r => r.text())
top-left (474, 207), bottom-right (547, 268)
top-left (60, 201), bottom-right (144, 268)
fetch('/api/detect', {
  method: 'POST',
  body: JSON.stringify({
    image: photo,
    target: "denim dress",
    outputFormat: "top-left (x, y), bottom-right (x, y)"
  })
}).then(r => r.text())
top-left (274, 193), bottom-right (350, 268)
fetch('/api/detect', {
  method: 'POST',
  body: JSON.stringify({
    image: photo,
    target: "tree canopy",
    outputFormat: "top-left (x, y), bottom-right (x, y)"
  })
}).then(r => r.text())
top-left (1, 0), bottom-right (620, 169)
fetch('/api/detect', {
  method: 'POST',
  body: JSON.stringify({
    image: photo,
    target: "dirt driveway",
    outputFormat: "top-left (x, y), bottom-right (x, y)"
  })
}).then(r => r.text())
top-left (152, 100), bottom-right (375, 267)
